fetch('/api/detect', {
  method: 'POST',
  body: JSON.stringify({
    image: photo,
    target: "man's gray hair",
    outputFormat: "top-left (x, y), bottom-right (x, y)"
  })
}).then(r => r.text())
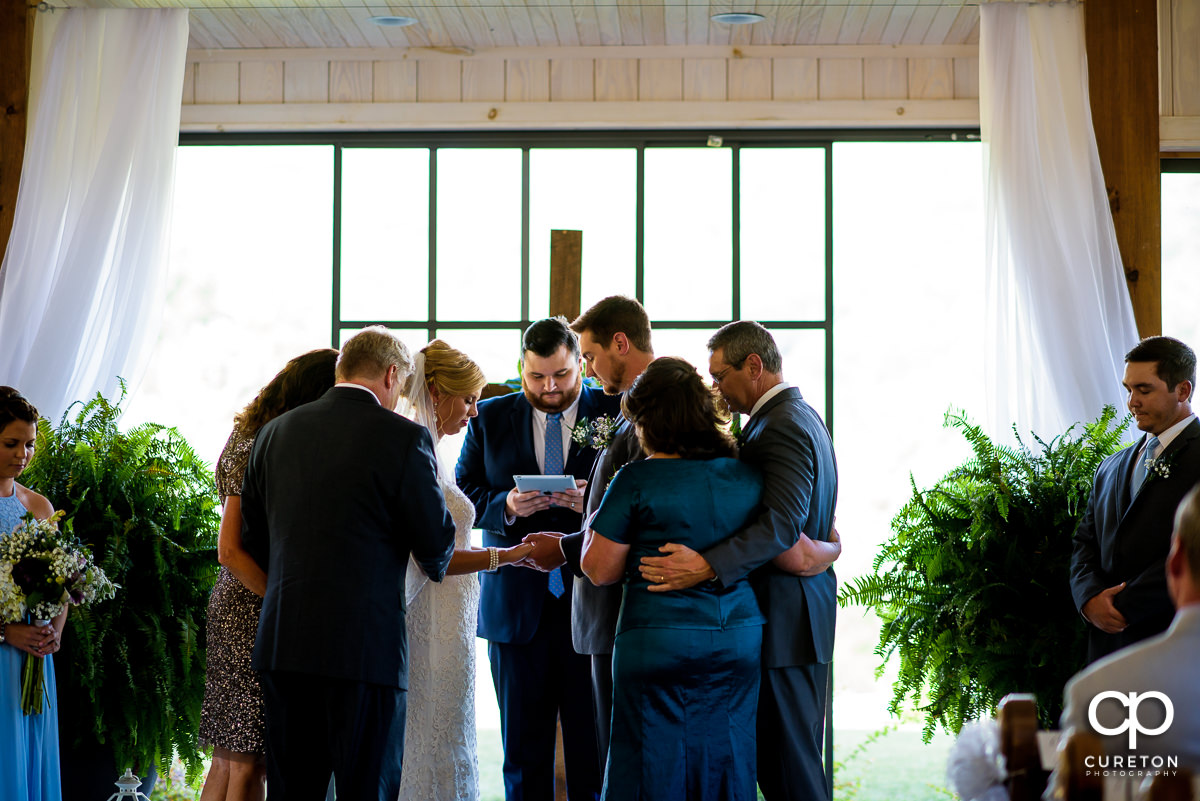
top-left (707, 320), bottom-right (782, 373)
top-left (336, 325), bottom-right (414, 384)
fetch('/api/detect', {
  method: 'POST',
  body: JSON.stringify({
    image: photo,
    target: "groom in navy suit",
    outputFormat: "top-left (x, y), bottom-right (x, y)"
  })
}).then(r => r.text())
top-left (641, 320), bottom-right (840, 801)
top-left (457, 317), bottom-right (617, 801)
top-left (1071, 336), bottom-right (1200, 664)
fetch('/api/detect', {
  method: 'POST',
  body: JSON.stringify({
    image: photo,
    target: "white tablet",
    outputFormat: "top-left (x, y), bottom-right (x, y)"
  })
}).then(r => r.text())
top-left (513, 474), bottom-right (577, 495)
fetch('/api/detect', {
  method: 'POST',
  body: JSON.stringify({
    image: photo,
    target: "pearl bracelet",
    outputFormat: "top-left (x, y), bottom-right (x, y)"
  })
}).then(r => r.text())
top-left (487, 547), bottom-right (499, 572)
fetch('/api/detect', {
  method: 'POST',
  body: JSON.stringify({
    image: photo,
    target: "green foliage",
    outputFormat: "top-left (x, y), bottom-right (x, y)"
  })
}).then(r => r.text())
top-left (21, 385), bottom-right (220, 781)
top-left (839, 407), bottom-right (1129, 742)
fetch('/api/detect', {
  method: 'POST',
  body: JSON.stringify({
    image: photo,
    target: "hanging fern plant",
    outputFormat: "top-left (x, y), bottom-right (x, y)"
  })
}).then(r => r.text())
top-left (839, 406), bottom-right (1129, 742)
top-left (21, 385), bottom-right (220, 781)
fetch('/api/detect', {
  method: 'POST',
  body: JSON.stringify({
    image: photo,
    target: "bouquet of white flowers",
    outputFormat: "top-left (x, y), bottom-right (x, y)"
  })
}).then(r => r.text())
top-left (0, 511), bottom-right (117, 714)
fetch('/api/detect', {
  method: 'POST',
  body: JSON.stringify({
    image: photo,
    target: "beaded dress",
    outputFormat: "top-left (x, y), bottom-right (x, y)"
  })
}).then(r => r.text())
top-left (198, 429), bottom-right (266, 754)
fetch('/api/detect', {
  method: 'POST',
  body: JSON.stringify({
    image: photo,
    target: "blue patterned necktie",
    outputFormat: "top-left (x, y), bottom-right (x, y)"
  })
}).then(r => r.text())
top-left (544, 412), bottom-right (566, 598)
top-left (1131, 435), bottom-right (1160, 495)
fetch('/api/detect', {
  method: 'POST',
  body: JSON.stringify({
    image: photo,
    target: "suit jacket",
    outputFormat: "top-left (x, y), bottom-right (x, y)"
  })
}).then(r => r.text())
top-left (241, 386), bottom-right (456, 689)
top-left (1061, 606), bottom-right (1200, 771)
top-left (1070, 418), bottom-right (1200, 661)
top-left (560, 416), bottom-right (644, 655)
top-left (703, 386), bottom-right (838, 669)
top-left (456, 386), bottom-right (622, 644)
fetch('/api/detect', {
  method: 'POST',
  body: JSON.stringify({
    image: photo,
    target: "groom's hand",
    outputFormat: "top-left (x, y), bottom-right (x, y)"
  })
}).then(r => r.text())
top-left (1082, 583), bottom-right (1128, 633)
top-left (640, 543), bottom-right (716, 592)
top-left (506, 488), bottom-right (554, 518)
top-left (520, 532), bottom-right (567, 571)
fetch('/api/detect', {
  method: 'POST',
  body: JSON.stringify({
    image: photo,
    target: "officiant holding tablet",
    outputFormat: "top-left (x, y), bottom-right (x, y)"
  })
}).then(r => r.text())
top-left (457, 316), bottom-right (620, 801)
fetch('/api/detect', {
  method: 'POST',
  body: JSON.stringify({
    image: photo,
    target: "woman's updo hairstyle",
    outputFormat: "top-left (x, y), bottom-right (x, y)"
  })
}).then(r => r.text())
top-left (410, 339), bottom-right (487, 400)
top-left (0, 387), bottom-right (39, 431)
top-left (621, 357), bottom-right (736, 460)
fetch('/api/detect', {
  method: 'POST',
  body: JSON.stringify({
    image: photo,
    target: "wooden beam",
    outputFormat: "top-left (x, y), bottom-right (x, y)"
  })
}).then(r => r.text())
top-left (0, 0), bottom-right (34, 265)
top-left (548, 229), bottom-right (582, 322)
top-left (1085, 0), bottom-right (1161, 337)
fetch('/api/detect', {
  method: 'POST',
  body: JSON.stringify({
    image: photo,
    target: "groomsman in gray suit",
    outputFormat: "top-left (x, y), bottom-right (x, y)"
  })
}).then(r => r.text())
top-left (1061, 481), bottom-right (1200, 771)
top-left (521, 295), bottom-right (655, 773)
top-left (640, 321), bottom-right (840, 801)
top-left (1071, 336), bottom-right (1200, 664)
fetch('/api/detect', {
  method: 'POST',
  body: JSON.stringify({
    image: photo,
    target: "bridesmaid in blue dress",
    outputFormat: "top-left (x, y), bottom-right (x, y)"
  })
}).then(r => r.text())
top-left (0, 387), bottom-right (62, 801)
top-left (581, 358), bottom-right (764, 801)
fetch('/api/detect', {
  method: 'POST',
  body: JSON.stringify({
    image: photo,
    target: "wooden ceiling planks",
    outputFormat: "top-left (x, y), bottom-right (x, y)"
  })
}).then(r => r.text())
top-left (57, 0), bottom-right (983, 50)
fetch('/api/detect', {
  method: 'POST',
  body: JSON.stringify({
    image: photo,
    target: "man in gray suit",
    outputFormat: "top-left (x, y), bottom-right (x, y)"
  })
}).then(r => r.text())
top-left (521, 295), bottom-right (655, 775)
top-left (1061, 481), bottom-right (1200, 772)
top-left (640, 321), bottom-right (840, 801)
top-left (241, 326), bottom-right (456, 801)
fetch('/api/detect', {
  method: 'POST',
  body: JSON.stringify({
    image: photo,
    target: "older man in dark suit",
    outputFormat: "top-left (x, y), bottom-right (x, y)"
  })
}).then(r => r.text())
top-left (241, 326), bottom-right (456, 801)
top-left (456, 317), bottom-right (619, 801)
top-left (640, 320), bottom-right (840, 801)
top-left (1071, 336), bottom-right (1200, 664)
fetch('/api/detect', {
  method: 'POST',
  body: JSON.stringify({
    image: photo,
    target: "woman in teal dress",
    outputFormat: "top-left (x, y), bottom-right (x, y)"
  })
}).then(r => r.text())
top-left (581, 357), bottom-right (764, 801)
top-left (0, 387), bottom-right (62, 801)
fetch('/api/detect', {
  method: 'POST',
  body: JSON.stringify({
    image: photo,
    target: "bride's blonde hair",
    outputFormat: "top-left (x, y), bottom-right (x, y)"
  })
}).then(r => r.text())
top-left (415, 339), bottom-right (487, 399)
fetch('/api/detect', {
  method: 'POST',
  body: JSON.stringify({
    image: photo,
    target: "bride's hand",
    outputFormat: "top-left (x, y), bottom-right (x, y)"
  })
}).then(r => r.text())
top-left (498, 542), bottom-right (535, 567)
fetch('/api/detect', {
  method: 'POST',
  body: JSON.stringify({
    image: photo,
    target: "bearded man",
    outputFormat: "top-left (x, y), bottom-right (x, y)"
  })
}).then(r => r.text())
top-left (456, 316), bottom-right (618, 801)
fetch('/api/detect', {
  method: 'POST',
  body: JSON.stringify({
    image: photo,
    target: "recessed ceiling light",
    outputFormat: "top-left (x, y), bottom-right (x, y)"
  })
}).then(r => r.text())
top-left (368, 15), bottom-right (419, 27)
top-left (711, 12), bottom-right (765, 24)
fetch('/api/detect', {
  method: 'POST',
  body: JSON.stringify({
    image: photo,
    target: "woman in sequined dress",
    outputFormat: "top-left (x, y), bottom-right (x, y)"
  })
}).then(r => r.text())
top-left (198, 349), bottom-right (337, 801)
top-left (0, 387), bottom-right (62, 801)
top-left (397, 340), bottom-right (533, 801)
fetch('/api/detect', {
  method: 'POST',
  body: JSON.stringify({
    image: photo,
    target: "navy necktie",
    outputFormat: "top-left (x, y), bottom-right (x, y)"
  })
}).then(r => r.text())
top-left (545, 413), bottom-right (565, 598)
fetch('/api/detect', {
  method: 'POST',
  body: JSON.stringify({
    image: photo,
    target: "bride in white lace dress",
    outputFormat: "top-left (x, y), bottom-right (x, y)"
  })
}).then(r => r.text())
top-left (398, 340), bottom-right (533, 801)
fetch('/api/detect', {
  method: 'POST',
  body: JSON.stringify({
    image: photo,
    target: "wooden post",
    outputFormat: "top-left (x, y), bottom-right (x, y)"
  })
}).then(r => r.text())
top-left (548, 229), bottom-right (582, 321)
top-left (0, 0), bottom-right (35, 266)
top-left (548, 228), bottom-right (582, 801)
top-left (1085, 0), bottom-right (1161, 337)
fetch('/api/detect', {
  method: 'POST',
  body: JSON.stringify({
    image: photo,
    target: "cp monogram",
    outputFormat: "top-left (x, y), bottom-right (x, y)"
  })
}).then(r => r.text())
top-left (1087, 690), bottom-right (1174, 749)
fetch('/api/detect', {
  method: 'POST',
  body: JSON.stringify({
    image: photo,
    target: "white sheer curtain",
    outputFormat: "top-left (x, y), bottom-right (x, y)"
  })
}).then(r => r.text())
top-left (980, 3), bottom-right (1139, 441)
top-left (0, 9), bottom-right (189, 421)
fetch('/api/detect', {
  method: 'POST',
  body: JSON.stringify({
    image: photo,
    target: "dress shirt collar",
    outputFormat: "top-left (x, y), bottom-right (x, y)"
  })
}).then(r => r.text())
top-left (335, 382), bottom-right (382, 406)
top-left (749, 382), bottom-right (792, 420)
top-left (531, 394), bottom-right (581, 430)
top-left (1148, 413), bottom-right (1196, 457)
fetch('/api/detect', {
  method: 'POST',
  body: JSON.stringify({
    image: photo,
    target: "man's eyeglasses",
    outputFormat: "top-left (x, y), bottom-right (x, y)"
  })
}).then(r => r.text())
top-left (711, 366), bottom-right (735, 386)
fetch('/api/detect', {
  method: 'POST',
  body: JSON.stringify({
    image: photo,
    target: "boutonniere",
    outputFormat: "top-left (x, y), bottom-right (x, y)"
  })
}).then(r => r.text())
top-left (571, 414), bottom-right (620, 451)
top-left (1144, 451), bottom-right (1174, 482)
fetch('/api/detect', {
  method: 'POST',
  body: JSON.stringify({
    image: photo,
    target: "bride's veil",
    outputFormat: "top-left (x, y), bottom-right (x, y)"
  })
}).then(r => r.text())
top-left (399, 348), bottom-right (451, 604)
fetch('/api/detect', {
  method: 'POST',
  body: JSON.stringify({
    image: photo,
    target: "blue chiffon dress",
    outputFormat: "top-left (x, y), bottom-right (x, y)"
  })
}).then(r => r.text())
top-left (0, 490), bottom-right (62, 801)
top-left (590, 457), bottom-right (765, 801)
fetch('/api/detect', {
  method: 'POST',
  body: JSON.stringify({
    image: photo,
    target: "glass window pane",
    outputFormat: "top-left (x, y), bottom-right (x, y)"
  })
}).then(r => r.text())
top-left (340, 149), bottom-right (430, 323)
top-left (436, 149), bottom-right (523, 321)
top-left (832, 140), bottom-right (985, 725)
top-left (648, 329), bottom-right (717, 380)
top-left (123, 145), bottom-right (333, 469)
top-left (644, 148), bottom-right (732, 320)
top-left (1162, 171), bottom-right (1200, 349)
top-left (434, 329), bottom-right (523, 386)
top-left (528, 149), bottom-right (638, 318)
top-left (772, 330), bottom-right (827, 419)
top-left (740, 148), bottom-right (826, 322)
top-left (338, 327), bottom-right (429, 351)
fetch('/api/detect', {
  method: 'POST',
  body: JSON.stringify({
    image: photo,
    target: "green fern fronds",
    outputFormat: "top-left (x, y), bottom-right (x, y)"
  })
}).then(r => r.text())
top-left (22, 382), bottom-right (219, 778)
top-left (839, 406), bottom-right (1128, 741)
